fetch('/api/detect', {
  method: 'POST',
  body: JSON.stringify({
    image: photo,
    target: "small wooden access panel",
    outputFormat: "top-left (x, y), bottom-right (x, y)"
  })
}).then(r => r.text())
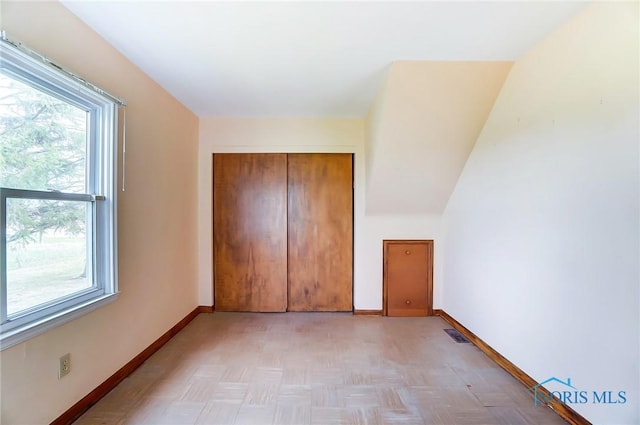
top-left (383, 240), bottom-right (433, 317)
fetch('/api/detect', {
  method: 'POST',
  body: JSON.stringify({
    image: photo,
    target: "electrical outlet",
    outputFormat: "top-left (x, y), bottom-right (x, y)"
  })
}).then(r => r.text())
top-left (59, 353), bottom-right (71, 379)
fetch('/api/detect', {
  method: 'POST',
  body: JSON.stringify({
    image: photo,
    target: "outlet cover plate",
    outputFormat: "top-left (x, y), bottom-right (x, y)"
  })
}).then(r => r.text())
top-left (59, 353), bottom-right (71, 379)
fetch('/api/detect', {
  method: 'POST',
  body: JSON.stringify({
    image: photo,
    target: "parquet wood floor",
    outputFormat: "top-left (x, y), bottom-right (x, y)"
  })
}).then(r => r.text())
top-left (75, 313), bottom-right (566, 425)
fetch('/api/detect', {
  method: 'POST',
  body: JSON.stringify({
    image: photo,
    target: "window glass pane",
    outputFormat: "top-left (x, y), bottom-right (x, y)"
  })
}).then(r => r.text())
top-left (6, 198), bottom-right (92, 316)
top-left (0, 72), bottom-right (88, 193)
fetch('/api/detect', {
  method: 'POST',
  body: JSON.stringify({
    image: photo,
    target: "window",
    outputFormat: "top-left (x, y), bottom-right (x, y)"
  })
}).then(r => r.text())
top-left (0, 37), bottom-right (120, 349)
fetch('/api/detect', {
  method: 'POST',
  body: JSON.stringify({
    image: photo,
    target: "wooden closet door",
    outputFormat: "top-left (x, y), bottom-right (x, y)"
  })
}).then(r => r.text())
top-left (287, 153), bottom-right (353, 311)
top-left (213, 154), bottom-right (288, 312)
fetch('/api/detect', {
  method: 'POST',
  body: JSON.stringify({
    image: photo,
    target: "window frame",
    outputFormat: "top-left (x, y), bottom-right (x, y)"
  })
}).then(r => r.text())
top-left (0, 39), bottom-right (119, 350)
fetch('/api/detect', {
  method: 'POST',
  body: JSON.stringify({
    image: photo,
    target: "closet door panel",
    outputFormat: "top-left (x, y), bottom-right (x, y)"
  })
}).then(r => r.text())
top-left (287, 153), bottom-right (353, 311)
top-left (213, 153), bottom-right (288, 312)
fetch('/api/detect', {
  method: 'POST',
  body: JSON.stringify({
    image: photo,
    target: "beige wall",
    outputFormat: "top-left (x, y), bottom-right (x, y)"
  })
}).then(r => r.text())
top-left (364, 65), bottom-right (390, 197)
top-left (198, 118), bottom-right (446, 311)
top-left (366, 61), bottom-right (512, 214)
top-left (197, 118), bottom-right (367, 305)
top-left (1, 2), bottom-right (199, 424)
top-left (361, 61), bottom-right (512, 307)
top-left (198, 61), bottom-right (514, 310)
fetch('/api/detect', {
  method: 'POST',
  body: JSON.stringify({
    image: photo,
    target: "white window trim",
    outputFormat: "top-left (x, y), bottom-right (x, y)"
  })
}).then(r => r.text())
top-left (0, 37), bottom-right (120, 350)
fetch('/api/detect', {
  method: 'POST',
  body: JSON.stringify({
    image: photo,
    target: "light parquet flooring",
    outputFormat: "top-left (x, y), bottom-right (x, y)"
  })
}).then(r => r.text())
top-left (75, 313), bottom-right (566, 425)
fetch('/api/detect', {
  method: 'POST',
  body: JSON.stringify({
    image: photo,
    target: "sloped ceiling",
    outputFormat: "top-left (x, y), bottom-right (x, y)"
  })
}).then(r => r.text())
top-left (365, 61), bottom-right (513, 214)
top-left (60, 1), bottom-right (586, 117)
top-left (57, 1), bottom-right (585, 216)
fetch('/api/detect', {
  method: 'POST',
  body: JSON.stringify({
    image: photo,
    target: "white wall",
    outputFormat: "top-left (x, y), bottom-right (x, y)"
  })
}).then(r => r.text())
top-left (442, 3), bottom-right (639, 424)
top-left (198, 118), bottom-right (444, 311)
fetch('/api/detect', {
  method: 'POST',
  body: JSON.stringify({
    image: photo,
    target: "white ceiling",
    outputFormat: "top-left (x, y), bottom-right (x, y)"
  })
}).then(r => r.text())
top-left (61, 1), bottom-right (587, 118)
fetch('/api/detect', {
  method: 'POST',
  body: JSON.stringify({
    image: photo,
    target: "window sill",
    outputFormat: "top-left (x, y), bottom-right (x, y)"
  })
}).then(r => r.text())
top-left (0, 292), bottom-right (119, 351)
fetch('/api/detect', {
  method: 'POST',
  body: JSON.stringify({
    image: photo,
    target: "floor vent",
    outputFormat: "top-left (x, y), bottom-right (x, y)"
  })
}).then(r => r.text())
top-left (444, 328), bottom-right (470, 343)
